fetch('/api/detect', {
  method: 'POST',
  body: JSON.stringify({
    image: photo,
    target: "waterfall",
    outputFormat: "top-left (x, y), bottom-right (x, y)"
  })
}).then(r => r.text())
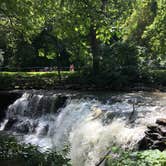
top-left (1, 91), bottom-right (166, 165)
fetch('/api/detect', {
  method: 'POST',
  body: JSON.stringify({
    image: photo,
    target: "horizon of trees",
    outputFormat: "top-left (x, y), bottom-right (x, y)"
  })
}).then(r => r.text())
top-left (0, 0), bottom-right (166, 74)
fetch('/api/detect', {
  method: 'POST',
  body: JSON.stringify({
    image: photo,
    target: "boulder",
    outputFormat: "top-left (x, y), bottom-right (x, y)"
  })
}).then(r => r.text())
top-left (4, 118), bottom-right (17, 130)
top-left (151, 140), bottom-right (166, 151)
top-left (147, 124), bottom-right (161, 133)
top-left (156, 118), bottom-right (166, 126)
top-left (91, 107), bottom-right (103, 119)
top-left (38, 124), bottom-right (49, 136)
top-left (138, 118), bottom-right (166, 151)
top-left (54, 95), bottom-right (68, 112)
top-left (138, 137), bottom-right (153, 150)
top-left (0, 91), bottom-right (22, 121)
top-left (30, 95), bottom-right (68, 117)
top-left (15, 121), bottom-right (31, 134)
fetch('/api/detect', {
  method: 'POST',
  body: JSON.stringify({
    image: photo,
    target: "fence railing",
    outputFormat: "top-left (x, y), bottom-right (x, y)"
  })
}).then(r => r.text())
top-left (0, 65), bottom-right (165, 72)
top-left (0, 66), bottom-right (71, 72)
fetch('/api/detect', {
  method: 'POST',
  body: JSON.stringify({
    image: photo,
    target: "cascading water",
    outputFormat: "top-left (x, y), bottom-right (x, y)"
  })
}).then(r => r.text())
top-left (0, 91), bottom-right (166, 166)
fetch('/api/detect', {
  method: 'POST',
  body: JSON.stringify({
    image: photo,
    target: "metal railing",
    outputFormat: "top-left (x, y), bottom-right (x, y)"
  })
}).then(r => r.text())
top-left (0, 66), bottom-right (71, 72)
top-left (0, 65), bottom-right (165, 72)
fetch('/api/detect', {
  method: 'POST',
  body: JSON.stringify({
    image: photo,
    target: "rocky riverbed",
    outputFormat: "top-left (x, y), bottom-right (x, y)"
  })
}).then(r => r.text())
top-left (139, 118), bottom-right (166, 151)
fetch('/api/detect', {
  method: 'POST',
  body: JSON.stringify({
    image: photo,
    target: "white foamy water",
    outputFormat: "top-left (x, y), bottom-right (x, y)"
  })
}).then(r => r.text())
top-left (1, 91), bottom-right (166, 166)
top-left (0, 119), bottom-right (8, 131)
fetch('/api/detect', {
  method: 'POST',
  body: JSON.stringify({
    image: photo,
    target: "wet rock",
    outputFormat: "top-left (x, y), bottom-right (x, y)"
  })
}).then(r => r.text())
top-left (145, 131), bottom-right (162, 140)
top-left (151, 141), bottom-right (166, 151)
top-left (147, 124), bottom-right (166, 137)
top-left (38, 124), bottom-right (49, 136)
top-left (15, 121), bottom-right (31, 134)
top-left (4, 118), bottom-right (17, 130)
top-left (0, 91), bottom-right (22, 121)
top-left (105, 112), bottom-right (115, 120)
top-left (138, 137), bottom-right (153, 150)
top-left (31, 121), bottom-right (39, 133)
top-left (102, 112), bottom-right (119, 124)
top-left (156, 118), bottom-right (166, 126)
top-left (24, 94), bottom-right (68, 117)
top-left (53, 95), bottom-right (68, 112)
top-left (138, 119), bottom-right (166, 151)
top-left (147, 124), bottom-right (160, 132)
top-left (91, 107), bottom-right (103, 119)
top-left (160, 127), bottom-right (166, 136)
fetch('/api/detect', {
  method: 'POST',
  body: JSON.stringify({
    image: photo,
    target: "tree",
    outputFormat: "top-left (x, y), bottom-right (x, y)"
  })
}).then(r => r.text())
top-left (0, 0), bottom-right (47, 68)
top-left (37, 0), bottom-right (133, 74)
top-left (0, 0), bottom-right (135, 73)
top-left (123, 0), bottom-right (157, 45)
top-left (143, 0), bottom-right (166, 60)
top-left (124, 0), bottom-right (166, 65)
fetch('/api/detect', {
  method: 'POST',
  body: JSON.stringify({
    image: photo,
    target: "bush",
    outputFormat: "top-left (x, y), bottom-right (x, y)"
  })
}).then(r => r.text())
top-left (0, 135), bottom-right (71, 166)
top-left (105, 147), bottom-right (166, 166)
top-left (101, 42), bottom-right (138, 71)
top-left (150, 70), bottom-right (166, 86)
top-left (99, 42), bottom-right (140, 86)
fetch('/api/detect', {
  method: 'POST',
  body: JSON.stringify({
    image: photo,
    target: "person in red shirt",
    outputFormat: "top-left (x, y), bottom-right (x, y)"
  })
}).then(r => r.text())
top-left (70, 64), bottom-right (74, 72)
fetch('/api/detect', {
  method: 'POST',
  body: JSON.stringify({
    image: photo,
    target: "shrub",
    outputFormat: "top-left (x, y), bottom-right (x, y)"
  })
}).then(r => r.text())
top-left (0, 135), bottom-right (71, 166)
top-left (105, 147), bottom-right (166, 166)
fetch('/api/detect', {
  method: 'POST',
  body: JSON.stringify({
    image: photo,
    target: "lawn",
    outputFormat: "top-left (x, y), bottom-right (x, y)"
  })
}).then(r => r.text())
top-left (0, 71), bottom-right (75, 90)
top-left (1, 69), bottom-right (166, 90)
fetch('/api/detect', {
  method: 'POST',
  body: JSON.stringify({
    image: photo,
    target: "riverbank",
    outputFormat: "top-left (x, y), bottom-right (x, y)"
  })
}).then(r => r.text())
top-left (0, 70), bottom-right (166, 91)
top-left (0, 71), bottom-right (72, 90)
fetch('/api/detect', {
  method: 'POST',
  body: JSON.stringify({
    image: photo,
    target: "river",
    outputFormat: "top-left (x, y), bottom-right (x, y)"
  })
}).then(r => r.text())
top-left (0, 90), bottom-right (166, 166)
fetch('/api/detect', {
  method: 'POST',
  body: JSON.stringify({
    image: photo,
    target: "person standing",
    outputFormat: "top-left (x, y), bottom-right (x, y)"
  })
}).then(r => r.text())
top-left (70, 64), bottom-right (74, 72)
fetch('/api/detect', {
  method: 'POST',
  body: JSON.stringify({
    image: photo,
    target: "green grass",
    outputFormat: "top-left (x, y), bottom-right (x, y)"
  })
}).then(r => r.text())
top-left (0, 71), bottom-right (75, 90)
top-left (0, 71), bottom-right (72, 76)
top-left (1, 69), bottom-right (166, 90)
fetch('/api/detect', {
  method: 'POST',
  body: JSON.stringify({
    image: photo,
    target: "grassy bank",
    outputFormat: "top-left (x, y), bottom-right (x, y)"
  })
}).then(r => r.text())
top-left (0, 70), bottom-right (166, 91)
top-left (0, 71), bottom-right (74, 90)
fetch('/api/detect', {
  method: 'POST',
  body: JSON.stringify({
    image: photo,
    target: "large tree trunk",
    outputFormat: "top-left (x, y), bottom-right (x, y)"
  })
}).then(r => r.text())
top-left (89, 0), bottom-right (107, 75)
top-left (89, 26), bottom-right (100, 75)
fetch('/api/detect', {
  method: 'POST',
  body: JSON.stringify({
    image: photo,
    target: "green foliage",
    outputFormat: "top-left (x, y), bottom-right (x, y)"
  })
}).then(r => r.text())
top-left (149, 70), bottom-right (166, 86)
top-left (93, 41), bottom-right (140, 87)
top-left (124, 0), bottom-right (157, 44)
top-left (0, 0), bottom-right (134, 73)
top-left (124, 0), bottom-right (166, 65)
top-left (143, 0), bottom-right (166, 58)
top-left (101, 42), bottom-right (138, 72)
top-left (105, 147), bottom-right (166, 166)
top-left (0, 0), bottom-right (45, 40)
top-left (0, 135), bottom-right (71, 166)
top-left (0, 0), bottom-right (166, 88)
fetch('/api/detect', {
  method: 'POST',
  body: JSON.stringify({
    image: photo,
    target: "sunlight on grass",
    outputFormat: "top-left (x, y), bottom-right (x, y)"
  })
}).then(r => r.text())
top-left (0, 71), bottom-right (76, 90)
